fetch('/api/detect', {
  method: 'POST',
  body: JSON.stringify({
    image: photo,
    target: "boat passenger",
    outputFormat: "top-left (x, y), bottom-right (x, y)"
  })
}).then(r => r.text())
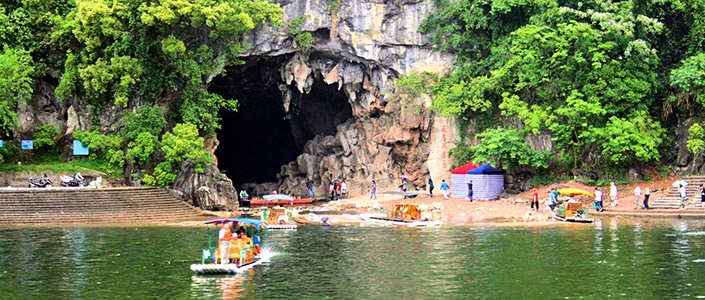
top-left (218, 222), bottom-right (233, 264)
top-left (566, 195), bottom-right (579, 205)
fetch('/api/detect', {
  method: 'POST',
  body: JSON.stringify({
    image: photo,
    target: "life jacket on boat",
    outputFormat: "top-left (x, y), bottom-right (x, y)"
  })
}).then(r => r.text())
top-left (254, 245), bottom-right (260, 255)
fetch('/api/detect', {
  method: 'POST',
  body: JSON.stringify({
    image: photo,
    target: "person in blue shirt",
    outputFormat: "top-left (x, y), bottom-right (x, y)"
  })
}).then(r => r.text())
top-left (440, 179), bottom-right (450, 200)
top-left (548, 188), bottom-right (557, 212)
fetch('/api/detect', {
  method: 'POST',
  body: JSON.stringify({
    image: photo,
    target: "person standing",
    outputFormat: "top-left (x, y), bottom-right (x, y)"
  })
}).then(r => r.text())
top-left (400, 178), bottom-right (408, 199)
top-left (428, 178), bottom-right (435, 197)
top-left (594, 187), bottom-right (603, 212)
top-left (610, 182), bottom-right (619, 207)
top-left (633, 184), bottom-right (642, 210)
top-left (700, 184), bottom-right (705, 209)
top-left (306, 178), bottom-right (315, 198)
top-left (643, 187), bottom-right (650, 210)
top-left (440, 179), bottom-right (450, 200)
top-left (530, 188), bottom-right (539, 211)
top-left (329, 182), bottom-right (335, 200)
top-left (370, 180), bottom-right (377, 200)
top-left (219, 222), bottom-right (233, 264)
top-left (679, 184), bottom-right (687, 209)
top-left (335, 180), bottom-right (342, 200)
top-left (467, 180), bottom-right (474, 202)
top-left (341, 180), bottom-right (347, 199)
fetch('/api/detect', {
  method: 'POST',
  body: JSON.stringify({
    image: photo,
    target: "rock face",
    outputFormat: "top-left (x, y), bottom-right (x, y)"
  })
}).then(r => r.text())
top-left (170, 160), bottom-right (238, 211)
top-left (235, 0), bottom-right (458, 199)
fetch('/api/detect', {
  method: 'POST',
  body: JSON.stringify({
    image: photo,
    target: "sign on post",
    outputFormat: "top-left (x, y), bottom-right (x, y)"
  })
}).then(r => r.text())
top-left (21, 140), bottom-right (33, 150)
top-left (73, 140), bottom-right (89, 156)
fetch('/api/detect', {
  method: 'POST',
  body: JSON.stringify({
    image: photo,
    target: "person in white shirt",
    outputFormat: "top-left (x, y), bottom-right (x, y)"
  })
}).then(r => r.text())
top-left (594, 188), bottom-right (603, 212)
top-left (633, 185), bottom-right (642, 210)
top-left (680, 184), bottom-right (687, 209)
top-left (610, 182), bottom-right (619, 207)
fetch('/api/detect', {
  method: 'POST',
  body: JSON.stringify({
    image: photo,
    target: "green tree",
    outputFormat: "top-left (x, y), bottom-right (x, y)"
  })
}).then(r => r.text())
top-left (143, 123), bottom-right (213, 187)
top-left (687, 123), bottom-right (705, 170)
top-left (33, 124), bottom-right (60, 155)
top-left (0, 48), bottom-right (35, 136)
top-left (423, 0), bottom-right (664, 171)
top-left (590, 111), bottom-right (665, 168)
top-left (72, 129), bottom-right (125, 176)
top-left (471, 127), bottom-right (552, 172)
top-left (670, 53), bottom-right (705, 107)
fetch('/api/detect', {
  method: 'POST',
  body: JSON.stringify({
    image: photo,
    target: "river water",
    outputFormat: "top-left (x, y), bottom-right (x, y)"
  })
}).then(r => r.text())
top-left (2, 218), bottom-right (705, 299)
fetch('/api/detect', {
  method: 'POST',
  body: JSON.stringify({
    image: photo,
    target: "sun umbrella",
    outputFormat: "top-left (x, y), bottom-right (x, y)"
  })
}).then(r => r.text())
top-left (557, 188), bottom-right (594, 197)
top-left (673, 180), bottom-right (688, 187)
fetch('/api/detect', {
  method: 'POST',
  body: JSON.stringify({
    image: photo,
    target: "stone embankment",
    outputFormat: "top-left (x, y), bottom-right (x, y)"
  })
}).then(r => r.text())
top-left (0, 187), bottom-right (203, 226)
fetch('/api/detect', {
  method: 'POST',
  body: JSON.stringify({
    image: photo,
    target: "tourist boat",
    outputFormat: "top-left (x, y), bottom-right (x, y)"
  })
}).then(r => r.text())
top-left (554, 202), bottom-right (594, 223)
top-left (261, 207), bottom-right (298, 230)
top-left (249, 194), bottom-right (316, 206)
top-left (190, 218), bottom-right (265, 274)
top-left (360, 204), bottom-right (442, 227)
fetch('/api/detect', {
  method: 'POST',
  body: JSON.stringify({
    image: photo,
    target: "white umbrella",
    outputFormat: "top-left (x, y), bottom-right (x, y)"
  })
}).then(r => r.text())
top-left (673, 180), bottom-right (688, 187)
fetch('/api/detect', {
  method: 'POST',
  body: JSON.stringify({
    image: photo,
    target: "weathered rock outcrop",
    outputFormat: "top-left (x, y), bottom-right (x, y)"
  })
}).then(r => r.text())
top-left (235, 0), bottom-right (458, 198)
top-left (170, 160), bottom-right (238, 211)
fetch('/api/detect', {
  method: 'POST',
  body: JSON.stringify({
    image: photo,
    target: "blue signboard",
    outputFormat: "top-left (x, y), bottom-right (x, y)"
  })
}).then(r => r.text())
top-left (21, 140), bottom-right (33, 150)
top-left (0, 140), bottom-right (3, 148)
top-left (73, 140), bottom-right (89, 155)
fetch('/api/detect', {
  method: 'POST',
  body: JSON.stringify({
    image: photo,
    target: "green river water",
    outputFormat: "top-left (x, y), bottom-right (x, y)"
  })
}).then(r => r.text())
top-left (1, 218), bottom-right (705, 299)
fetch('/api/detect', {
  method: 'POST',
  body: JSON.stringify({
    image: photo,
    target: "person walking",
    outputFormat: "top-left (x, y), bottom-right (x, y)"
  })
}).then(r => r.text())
top-left (440, 179), bottom-right (450, 200)
top-left (530, 188), bottom-right (539, 211)
top-left (643, 187), bottom-right (650, 210)
top-left (679, 184), bottom-right (687, 209)
top-left (594, 187), bottom-right (603, 212)
top-left (610, 182), bottom-right (619, 207)
top-left (700, 184), bottom-right (705, 209)
top-left (548, 188), bottom-right (557, 212)
top-left (306, 178), bottom-right (315, 198)
top-left (467, 180), bottom-right (474, 202)
top-left (428, 178), bottom-right (434, 197)
top-left (633, 184), bottom-right (642, 210)
top-left (370, 180), bottom-right (377, 200)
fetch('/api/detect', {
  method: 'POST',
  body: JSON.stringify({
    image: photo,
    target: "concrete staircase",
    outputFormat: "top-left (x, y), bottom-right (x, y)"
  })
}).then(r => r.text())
top-left (0, 187), bottom-right (203, 225)
top-left (651, 175), bottom-right (705, 209)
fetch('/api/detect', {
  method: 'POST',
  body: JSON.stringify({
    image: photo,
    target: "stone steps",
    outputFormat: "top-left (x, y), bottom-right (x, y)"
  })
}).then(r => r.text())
top-left (0, 187), bottom-right (203, 225)
top-left (652, 176), bottom-right (705, 209)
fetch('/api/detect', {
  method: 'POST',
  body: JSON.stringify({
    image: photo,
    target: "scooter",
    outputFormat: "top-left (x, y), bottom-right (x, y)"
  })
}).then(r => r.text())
top-left (28, 174), bottom-right (52, 188)
top-left (60, 172), bottom-right (85, 187)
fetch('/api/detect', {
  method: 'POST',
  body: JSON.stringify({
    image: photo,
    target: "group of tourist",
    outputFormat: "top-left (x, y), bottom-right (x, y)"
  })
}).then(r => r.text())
top-left (328, 180), bottom-right (347, 200)
top-left (218, 222), bottom-right (251, 264)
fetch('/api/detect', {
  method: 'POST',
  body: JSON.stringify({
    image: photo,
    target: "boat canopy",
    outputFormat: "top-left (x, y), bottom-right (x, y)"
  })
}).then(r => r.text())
top-left (204, 218), bottom-right (266, 229)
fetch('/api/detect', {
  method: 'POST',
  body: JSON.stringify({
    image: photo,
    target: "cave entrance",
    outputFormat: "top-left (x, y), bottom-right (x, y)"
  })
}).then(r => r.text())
top-left (210, 56), bottom-right (353, 190)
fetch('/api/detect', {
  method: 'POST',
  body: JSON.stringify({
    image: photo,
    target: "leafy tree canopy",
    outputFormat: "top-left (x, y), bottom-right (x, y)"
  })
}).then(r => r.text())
top-left (421, 0), bottom-right (695, 172)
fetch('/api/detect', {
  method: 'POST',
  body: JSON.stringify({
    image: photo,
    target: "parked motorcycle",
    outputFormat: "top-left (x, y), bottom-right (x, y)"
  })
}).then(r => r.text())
top-left (60, 172), bottom-right (85, 187)
top-left (28, 174), bottom-right (52, 188)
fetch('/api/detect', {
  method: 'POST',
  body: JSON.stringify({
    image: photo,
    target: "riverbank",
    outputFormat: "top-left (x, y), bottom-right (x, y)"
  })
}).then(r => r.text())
top-left (285, 174), bottom-right (705, 227)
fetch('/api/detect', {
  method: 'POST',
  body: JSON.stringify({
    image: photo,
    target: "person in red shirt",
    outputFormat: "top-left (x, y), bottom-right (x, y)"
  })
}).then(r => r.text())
top-left (531, 188), bottom-right (539, 212)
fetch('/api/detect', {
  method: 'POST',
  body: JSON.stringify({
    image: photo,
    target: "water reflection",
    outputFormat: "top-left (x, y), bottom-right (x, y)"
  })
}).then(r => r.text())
top-left (2, 219), bottom-right (705, 299)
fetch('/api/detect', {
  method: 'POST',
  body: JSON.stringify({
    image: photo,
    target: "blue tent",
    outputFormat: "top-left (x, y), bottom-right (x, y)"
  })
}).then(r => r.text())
top-left (451, 164), bottom-right (504, 200)
top-left (466, 164), bottom-right (504, 175)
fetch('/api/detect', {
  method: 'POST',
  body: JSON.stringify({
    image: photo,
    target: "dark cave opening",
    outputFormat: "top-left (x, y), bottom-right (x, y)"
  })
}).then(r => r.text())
top-left (210, 56), bottom-right (352, 190)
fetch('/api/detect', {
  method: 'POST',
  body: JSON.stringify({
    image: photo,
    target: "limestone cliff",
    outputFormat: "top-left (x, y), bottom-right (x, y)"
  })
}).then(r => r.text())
top-left (233, 0), bottom-right (459, 198)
